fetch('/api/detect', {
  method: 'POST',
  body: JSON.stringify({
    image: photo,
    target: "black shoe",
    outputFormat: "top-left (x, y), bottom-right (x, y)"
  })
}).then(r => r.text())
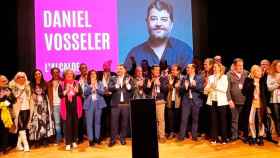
top-left (42, 139), bottom-right (49, 147)
top-left (34, 141), bottom-right (40, 148)
top-left (242, 137), bottom-right (249, 144)
top-left (108, 139), bottom-right (115, 147)
top-left (168, 133), bottom-right (175, 140)
top-left (89, 141), bottom-right (95, 147)
top-left (95, 138), bottom-right (101, 145)
top-left (77, 139), bottom-right (83, 144)
top-left (231, 137), bottom-right (238, 142)
top-left (249, 137), bottom-right (257, 146)
top-left (258, 137), bottom-right (264, 146)
top-left (266, 134), bottom-right (273, 141)
top-left (120, 138), bottom-right (126, 145)
top-left (177, 136), bottom-right (184, 142)
top-left (192, 137), bottom-right (198, 141)
top-left (0, 149), bottom-right (7, 155)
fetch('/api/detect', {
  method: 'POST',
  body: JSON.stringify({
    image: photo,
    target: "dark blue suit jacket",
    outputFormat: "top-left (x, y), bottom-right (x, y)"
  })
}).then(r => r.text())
top-left (108, 75), bottom-right (133, 106)
top-left (180, 74), bottom-right (204, 107)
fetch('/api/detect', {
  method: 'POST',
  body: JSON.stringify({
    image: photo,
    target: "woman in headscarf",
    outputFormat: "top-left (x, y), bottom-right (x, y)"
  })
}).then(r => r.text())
top-left (9, 72), bottom-right (33, 152)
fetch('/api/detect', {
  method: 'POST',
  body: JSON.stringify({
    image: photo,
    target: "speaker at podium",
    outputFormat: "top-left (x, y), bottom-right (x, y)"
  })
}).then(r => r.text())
top-left (130, 99), bottom-right (159, 158)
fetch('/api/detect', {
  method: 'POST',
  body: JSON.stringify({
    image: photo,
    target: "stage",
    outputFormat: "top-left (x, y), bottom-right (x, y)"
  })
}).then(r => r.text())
top-left (2, 138), bottom-right (280, 158)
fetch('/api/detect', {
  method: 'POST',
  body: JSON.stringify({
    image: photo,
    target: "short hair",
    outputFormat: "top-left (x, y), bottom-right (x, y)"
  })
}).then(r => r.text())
top-left (233, 58), bottom-right (244, 65)
top-left (260, 59), bottom-right (270, 65)
top-left (141, 59), bottom-right (148, 63)
top-left (118, 64), bottom-right (127, 69)
top-left (171, 64), bottom-right (181, 72)
top-left (135, 66), bottom-right (143, 71)
top-left (152, 64), bottom-right (160, 70)
top-left (187, 63), bottom-right (197, 70)
top-left (147, 0), bottom-right (174, 22)
top-left (79, 63), bottom-right (87, 68)
top-left (63, 69), bottom-right (75, 79)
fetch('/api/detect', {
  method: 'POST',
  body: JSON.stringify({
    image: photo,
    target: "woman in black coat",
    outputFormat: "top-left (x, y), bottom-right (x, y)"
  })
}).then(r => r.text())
top-left (242, 65), bottom-right (267, 146)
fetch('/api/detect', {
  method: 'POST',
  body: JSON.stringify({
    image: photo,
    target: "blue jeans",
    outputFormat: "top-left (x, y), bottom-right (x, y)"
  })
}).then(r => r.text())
top-left (85, 103), bottom-right (102, 141)
top-left (53, 105), bottom-right (62, 143)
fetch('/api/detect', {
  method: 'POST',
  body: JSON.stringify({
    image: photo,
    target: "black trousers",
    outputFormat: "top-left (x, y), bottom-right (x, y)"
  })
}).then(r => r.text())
top-left (271, 103), bottom-right (280, 136)
top-left (198, 95), bottom-right (209, 135)
top-left (0, 110), bottom-right (9, 152)
top-left (78, 110), bottom-right (84, 142)
top-left (101, 95), bottom-right (112, 138)
top-left (110, 105), bottom-right (129, 140)
top-left (166, 102), bottom-right (181, 134)
top-left (210, 102), bottom-right (229, 141)
top-left (64, 102), bottom-right (78, 145)
top-left (18, 110), bottom-right (30, 130)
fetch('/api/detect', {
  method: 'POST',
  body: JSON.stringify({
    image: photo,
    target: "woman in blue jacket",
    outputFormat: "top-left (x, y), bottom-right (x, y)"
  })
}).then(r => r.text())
top-left (84, 70), bottom-right (107, 146)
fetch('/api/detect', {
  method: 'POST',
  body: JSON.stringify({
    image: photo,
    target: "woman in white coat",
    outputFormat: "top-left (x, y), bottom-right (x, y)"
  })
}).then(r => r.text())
top-left (204, 63), bottom-right (229, 144)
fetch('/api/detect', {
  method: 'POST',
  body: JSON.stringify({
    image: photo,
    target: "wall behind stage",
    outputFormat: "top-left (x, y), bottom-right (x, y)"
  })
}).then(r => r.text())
top-left (118, 0), bottom-right (193, 64)
top-left (34, 0), bottom-right (193, 79)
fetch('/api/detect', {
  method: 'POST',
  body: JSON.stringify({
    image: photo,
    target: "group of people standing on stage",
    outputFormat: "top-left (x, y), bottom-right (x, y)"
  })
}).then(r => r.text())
top-left (0, 56), bottom-right (280, 154)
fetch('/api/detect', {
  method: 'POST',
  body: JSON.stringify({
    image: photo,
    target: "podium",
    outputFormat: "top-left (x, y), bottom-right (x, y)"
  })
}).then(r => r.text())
top-left (130, 99), bottom-right (159, 158)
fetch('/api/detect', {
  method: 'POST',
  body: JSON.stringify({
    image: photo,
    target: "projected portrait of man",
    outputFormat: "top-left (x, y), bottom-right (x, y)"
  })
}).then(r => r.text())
top-left (124, 0), bottom-right (193, 70)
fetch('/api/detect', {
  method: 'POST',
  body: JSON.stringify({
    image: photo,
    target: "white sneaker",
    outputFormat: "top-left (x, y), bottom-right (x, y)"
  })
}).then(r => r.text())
top-left (24, 146), bottom-right (30, 152)
top-left (211, 141), bottom-right (217, 144)
top-left (17, 145), bottom-right (24, 151)
top-left (17, 133), bottom-right (24, 151)
top-left (65, 145), bottom-right (71, 151)
top-left (21, 131), bottom-right (30, 152)
top-left (72, 143), bottom-right (77, 148)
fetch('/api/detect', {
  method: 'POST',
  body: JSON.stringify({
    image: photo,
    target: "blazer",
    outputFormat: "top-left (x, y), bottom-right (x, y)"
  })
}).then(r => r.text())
top-left (180, 74), bottom-right (204, 107)
top-left (144, 76), bottom-right (168, 101)
top-left (267, 74), bottom-right (280, 103)
top-left (166, 75), bottom-right (183, 108)
top-left (205, 75), bottom-right (229, 106)
top-left (83, 82), bottom-right (107, 110)
top-left (226, 70), bottom-right (249, 105)
top-left (108, 75), bottom-right (133, 106)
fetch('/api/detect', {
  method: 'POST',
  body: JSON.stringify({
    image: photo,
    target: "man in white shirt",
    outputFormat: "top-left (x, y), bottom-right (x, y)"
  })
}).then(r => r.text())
top-left (108, 65), bottom-right (133, 147)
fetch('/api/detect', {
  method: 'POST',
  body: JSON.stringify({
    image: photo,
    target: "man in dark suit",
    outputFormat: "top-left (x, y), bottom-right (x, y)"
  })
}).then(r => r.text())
top-left (178, 64), bottom-right (204, 141)
top-left (166, 64), bottom-right (183, 139)
top-left (144, 64), bottom-right (168, 143)
top-left (108, 64), bottom-right (133, 147)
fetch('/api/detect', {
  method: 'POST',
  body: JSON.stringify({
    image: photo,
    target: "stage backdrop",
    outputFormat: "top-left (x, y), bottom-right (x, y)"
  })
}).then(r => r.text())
top-left (35, 0), bottom-right (193, 79)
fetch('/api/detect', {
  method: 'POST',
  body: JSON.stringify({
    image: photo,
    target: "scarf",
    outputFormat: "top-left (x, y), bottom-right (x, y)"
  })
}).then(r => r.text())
top-left (0, 101), bottom-right (13, 128)
top-left (64, 79), bottom-right (76, 102)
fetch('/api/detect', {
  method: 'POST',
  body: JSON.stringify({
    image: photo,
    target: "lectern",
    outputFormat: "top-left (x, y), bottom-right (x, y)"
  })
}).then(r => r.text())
top-left (130, 99), bottom-right (159, 158)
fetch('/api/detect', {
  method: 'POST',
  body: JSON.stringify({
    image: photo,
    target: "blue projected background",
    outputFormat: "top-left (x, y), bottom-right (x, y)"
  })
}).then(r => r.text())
top-left (118, 0), bottom-right (193, 64)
